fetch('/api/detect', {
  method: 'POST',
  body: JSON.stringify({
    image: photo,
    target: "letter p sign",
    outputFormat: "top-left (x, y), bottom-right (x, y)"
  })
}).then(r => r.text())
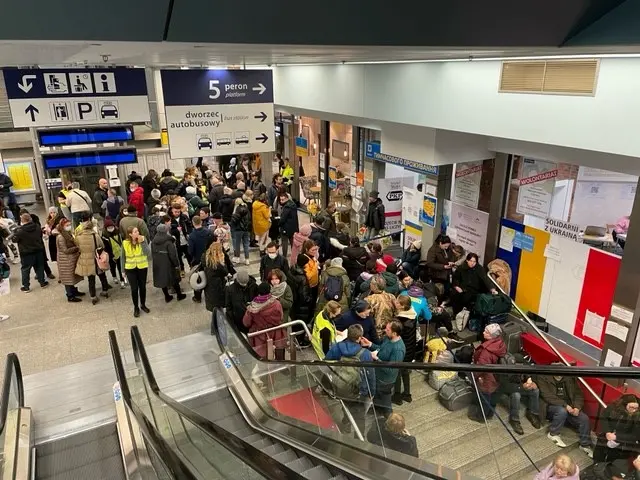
top-left (75, 101), bottom-right (96, 121)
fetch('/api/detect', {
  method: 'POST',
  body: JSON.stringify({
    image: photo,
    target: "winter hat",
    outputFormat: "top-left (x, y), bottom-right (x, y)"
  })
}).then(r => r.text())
top-left (151, 188), bottom-right (161, 199)
top-left (332, 257), bottom-right (344, 268)
top-left (299, 224), bottom-right (313, 237)
top-left (157, 224), bottom-right (169, 234)
top-left (369, 191), bottom-right (379, 199)
top-left (230, 157), bottom-right (237, 166)
top-left (412, 240), bottom-right (422, 250)
top-left (407, 285), bottom-right (424, 298)
top-left (236, 270), bottom-right (249, 286)
top-left (354, 300), bottom-right (370, 314)
top-left (257, 282), bottom-right (270, 295)
top-left (485, 323), bottom-right (502, 338)
top-left (104, 218), bottom-right (115, 228)
top-left (186, 186), bottom-right (196, 195)
top-left (376, 254), bottom-right (395, 273)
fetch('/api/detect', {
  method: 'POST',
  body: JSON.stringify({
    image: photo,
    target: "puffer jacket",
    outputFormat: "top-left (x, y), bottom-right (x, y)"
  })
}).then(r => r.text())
top-left (159, 176), bottom-right (179, 196)
top-left (289, 264), bottom-right (314, 322)
top-left (151, 231), bottom-right (179, 289)
top-left (242, 295), bottom-right (284, 358)
top-left (74, 223), bottom-right (104, 277)
top-left (56, 231), bottom-right (81, 286)
top-left (397, 308), bottom-right (418, 362)
top-left (289, 225), bottom-right (312, 267)
top-left (218, 194), bottom-right (235, 222)
top-left (487, 259), bottom-right (512, 295)
top-left (426, 244), bottom-right (452, 282)
top-left (341, 246), bottom-right (369, 281)
top-left (252, 200), bottom-right (271, 236)
top-left (316, 264), bottom-right (351, 312)
top-left (473, 337), bottom-right (507, 393)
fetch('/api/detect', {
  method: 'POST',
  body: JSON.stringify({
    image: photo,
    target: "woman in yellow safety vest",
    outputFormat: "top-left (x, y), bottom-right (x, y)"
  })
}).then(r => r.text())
top-left (311, 300), bottom-right (343, 359)
top-left (280, 157), bottom-right (294, 188)
top-left (122, 226), bottom-right (150, 318)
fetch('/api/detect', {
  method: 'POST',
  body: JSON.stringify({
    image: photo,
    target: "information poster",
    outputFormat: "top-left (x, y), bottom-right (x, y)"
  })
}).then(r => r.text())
top-left (328, 166), bottom-right (337, 189)
top-left (453, 161), bottom-right (483, 208)
top-left (420, 195), bottom-right (437, 228)
top-left (443, 200), bottom-right (490, 263)
top-left (378, 177), bottom-right (404, 234)
top-left (6, 162), bottom-right (36, 192)
top-left (516, 158), bottom-right (558, 218)
top-left (402, 187), bottom-right (423, 249)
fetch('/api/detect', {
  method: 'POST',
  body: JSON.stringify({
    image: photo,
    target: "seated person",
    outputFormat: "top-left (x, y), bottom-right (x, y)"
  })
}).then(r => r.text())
top-left (614, 215), bottom-right (630, 249)
top-left (494, 353), bottom-right (542, 435)
top-left (450, 252), bottom-right (497, 316)
top-left (538, 367), bottom-right (594, 458)
top-left (361, 262), bottom-right (400, 295)
top-left (534, 453), bottom-right (579, 480)
top-left (354, 260), bottom-right (378, 302)
top-left (400, 240), bottom-right (421, 277)
top-left (593, 394), bottom-right (640, 463)
top-left (579, 457), bottom-right (640, 480)
top-left (335, 300), bottom-right (378, 344)
top-left (367, 413), bottom-right (418, 458)
top-left (398, 271), bottom-right (414, 293)
top-left (425, 327), bottom-right (458, 363)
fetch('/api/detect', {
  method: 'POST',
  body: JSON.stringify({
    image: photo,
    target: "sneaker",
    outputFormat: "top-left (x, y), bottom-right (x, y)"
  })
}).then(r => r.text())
top-left (40, 282), bottom-right (49, 288)
top-left (402, 393), bottom-right (413, 403)
top-left (20, 287), bottom-right (31, 293)
top-left (245, 258), bottom-right (250, 266)
top-left (579, 446), bottom-right (594, 458)
top-left (525, 411), bottom-right (541, 429)
top-left (0, 315), bottom-right (9, 321)
top-left (123, 277), bottom-right (128, 285)
top-left (177, 293), bottom-right (187, 301)
top-left (392, 393), bottom-right (403, 406)
top-left (509, 419), bottom-right (524, 435)
top-left (133, 307), bottom-right (140, 318)
top-left (47, 273), bottom-right (56, 280)
top-left (91, 297), bottom-right (99, 305)
top-left (232, 256), bottom-right (240, 264)
top-left (67, 297), bottom-right (82, 303)
top-left (120, 281), bottom-right (126, 289)
top-left (548, 432), bottom-right (567, 448)
top-left (140, 306), bottom-right (150, 314)
top-left (11, 258), bottom-right (19, 265)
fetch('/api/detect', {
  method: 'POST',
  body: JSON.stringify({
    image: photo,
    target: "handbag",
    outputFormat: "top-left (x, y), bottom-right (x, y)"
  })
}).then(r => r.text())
top-left (93, 234), bottom-right (110, 271)
top-left (189, 264), bottom-right (207, 290)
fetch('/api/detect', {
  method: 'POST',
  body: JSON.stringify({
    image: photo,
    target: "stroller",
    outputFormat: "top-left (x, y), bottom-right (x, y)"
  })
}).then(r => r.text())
top-left (0, 218), bottom-right (19, 264)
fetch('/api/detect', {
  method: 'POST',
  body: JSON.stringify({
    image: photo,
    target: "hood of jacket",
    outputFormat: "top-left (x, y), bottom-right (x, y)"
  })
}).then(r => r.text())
top-left (325, 265), bottom-right (347, 277)
top-left (247, 294), bottom-right (278, 313)
top-left (190, 227), bottom-right (211, 242)
top-left (407, 285), bottom-right (424, 298)
top-left (482, 337), bottom-right (507, 357)
top-left (381, 271), bottom-right (399, 287)
top-left (151, 231), bottom-right (174, 247)
top-left (396, 308), bottom-right (417, 321)
top-left (335, 340), bottom-right (364, 357)
top-left (18, 221), bottom-right (39, 235)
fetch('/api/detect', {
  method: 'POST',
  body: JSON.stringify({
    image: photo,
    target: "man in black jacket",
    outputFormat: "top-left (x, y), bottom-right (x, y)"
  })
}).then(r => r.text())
top-left (170, 204), bottom-right (192, 274)
top-left (365, 191), bottom-right (385, 239)
top-left (278, 193), bottom-right (299, 259)
top-left (13, 213), bottom-right (48, 292)
top-left (310, 215), bottom-right (331, 264)
top-left (259, 242), bottom-right (289, 281)
top-left (207, 173), bottom-right (225, 213)
top-left (92, 178), bottom-right (109, 221)
top-left (225, 270), bottom-right (258, 333)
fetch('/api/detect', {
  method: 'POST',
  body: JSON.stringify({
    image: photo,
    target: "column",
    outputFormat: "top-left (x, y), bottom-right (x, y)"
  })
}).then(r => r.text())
top-left (319, 120), bottom-right (330, 208)
top-left (483, 153), bottom-right (510, 264)
top-left (423, 165), bottom-right (452, 249)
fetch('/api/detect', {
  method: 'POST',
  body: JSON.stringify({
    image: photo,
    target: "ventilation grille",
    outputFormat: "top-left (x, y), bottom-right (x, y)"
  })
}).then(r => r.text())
top-left (499, 60), bottom-right (599, 96)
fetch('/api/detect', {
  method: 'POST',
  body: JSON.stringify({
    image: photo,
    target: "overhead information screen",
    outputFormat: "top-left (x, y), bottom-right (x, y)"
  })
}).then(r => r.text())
top-left (38, 125), bottom-right (135, 147)
top-left (43, 149), bottom-right (137, 169)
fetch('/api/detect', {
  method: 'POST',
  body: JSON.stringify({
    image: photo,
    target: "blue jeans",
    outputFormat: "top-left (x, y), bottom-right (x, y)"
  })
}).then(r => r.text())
top-left (547, 404), bottom-right (591, 447)
top-left (509, 388), bottom-right (539, 421)
top-left (232, 230), bottom-right (250, 259)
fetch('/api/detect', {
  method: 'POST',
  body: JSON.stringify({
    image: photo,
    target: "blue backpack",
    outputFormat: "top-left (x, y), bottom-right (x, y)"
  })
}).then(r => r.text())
top-left (323, 275), bottom-right (344, 302)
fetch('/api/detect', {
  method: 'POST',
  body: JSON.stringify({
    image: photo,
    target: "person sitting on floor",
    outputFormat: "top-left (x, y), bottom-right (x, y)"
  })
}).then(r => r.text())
top-left (367, 413), bottom-right (419, 458)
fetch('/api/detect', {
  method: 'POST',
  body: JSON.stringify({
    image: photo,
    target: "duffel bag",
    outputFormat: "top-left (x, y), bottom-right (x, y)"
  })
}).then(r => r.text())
top-left (438, 378), bottom-right (474, 411)
top-left (474, 293), bottom-right (512, 317)
top-left (428, 369), bottom-right (456, 391)
top-left (502, 321), bottom-right (528, 354)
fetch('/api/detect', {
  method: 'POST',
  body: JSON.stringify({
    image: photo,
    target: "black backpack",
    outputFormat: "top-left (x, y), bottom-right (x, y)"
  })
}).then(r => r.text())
top-left (323, 275), bottom-right (344, 302)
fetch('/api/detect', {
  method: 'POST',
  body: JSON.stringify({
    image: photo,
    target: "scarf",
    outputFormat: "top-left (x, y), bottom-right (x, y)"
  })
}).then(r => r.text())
top-left (247, 294), bottom-right (277, 313)
top-left (271, 282), bottom-right (287, 298)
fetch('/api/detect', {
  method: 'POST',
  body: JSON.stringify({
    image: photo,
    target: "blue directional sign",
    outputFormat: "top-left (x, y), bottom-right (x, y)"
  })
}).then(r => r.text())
top-left (160, 69), bottom-right (275, 159)
top-left (365, 141), bottom-right (381, 159)
top-left (365, 141), bottom-right (438, 176)
top-left (1, 68), bottom-right (149, 128)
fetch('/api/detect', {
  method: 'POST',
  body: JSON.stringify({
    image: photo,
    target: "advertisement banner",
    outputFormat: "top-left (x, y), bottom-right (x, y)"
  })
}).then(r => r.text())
top-left (453, 161), bottom-right (483, 208)
top-left (516, 158), bottom-right (558, 218)
top-left (402, 187), bottom-right (423, 249)
top-left (420, 195), bottom-right (437, 228)
top-left (378, 177), bottom-right (405, 234)
top-left (328, 166), bottom-right (337, 189)
top-left (443, 200), bottom-right (490, 264)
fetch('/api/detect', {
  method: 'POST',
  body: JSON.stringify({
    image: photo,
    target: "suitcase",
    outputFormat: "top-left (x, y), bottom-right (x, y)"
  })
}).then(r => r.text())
top-left (438, 378), bottom-right (474, 411)
top-left (527, 311), bottom-right (549, 333)
top-left (487, 313), bottom-right (508, 325)
top-left (428, 370), bottom-right (457, 391)
top-left (501, 321), bottom-right (528, 354)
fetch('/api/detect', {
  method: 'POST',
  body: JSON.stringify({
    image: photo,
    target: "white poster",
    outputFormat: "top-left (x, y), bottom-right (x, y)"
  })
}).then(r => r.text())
top-left (453, 161), bottom-right (483, 208)
top-left (516, 158), bottom-right (558, 218)
top-left (402, 187), bottom-right (423, 249)
top-left (378, 177), bottom-right (405, 234)
top-left (444, 200), bottom-right (490, 264)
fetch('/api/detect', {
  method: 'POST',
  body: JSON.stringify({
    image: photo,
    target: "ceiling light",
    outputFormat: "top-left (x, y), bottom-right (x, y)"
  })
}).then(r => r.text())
top-left (180, 66), bottom-right (189, 70)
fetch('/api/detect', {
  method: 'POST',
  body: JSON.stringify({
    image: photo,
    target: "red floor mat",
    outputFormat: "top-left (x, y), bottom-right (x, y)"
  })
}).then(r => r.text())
top-left (269, 387), bottom-right (338, 431)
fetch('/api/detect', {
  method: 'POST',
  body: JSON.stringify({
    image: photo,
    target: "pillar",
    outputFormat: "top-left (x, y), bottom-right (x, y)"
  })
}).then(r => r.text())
top-left (484, 153), bottom-right (510, 264)
top-left (319, 120), bottom-right (330, 208)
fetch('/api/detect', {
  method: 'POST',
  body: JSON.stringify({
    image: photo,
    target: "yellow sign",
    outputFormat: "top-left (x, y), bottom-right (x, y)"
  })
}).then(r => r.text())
top-left (161, 128), bottom-right (169, 146)
top-left (295, 136), bottom-right (309, 157)
top-left (6, 162), bottom-right (35, 192)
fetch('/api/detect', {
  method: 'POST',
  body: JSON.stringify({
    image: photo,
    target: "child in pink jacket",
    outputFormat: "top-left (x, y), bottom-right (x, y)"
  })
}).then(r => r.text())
top-left (534, 454), bottom-right (579, 480)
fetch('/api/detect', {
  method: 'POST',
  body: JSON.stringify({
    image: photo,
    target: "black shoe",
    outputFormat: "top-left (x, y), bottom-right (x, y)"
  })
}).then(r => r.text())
top-left (105, 284), bottom-right (113, 290)
top-left (133, 307), bottom-right (140, 318)
top-left (20, 287), bottom-right (31, 293)
top-left (177, 293), bottom-right (187, 301)
top-left (525, 411), bottom-right (541, 429)
top-left (402, 393), bottom-right (412, 403)
top-left (192, 296), bottom-right (201, 303)
top-left (140, 306), bottom-right (150, 314)
top-left (165, 296), bottom-right (174, 303)
top-left (76, 291), bottom-right (86, 297)
top-left (67, 297), bottom-right (82, 303)
top-left (510, 419), bottom-right (524, 435)
top-left (47, 273), bottom-right (56, 280)
top-left (40, 282), bottom-right (49, 288)
top-left (91, 297), bottom-right (99, 305)
top-left (392, 393), bottom-right (403, 406)
top-left (99, 291), bottom-right (109, 298)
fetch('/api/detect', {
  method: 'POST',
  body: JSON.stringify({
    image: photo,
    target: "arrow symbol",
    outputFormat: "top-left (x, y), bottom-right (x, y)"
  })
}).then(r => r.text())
top-left (254, 112), bottom-right (267, 122)
top-left (255, 133), bottom-right (268, 144)
top-left (25, 104), bottom-right (39, 122)
top-left (18, 75), bottom-right (36, 93)
top-left (252, 83), bottom-right (266, 95)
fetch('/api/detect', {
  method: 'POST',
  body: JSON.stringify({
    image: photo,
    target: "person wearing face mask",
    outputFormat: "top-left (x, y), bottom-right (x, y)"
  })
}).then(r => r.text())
top-left (55, 218), bottom-right (85, 302)
top-left (102, 219), bottom-right (126, 288)
top-left (44, 206), bottom-right (62, 267)
top-left (269, 268), bottom-right (293, 326)
top-left (310, 300), bottom-right (343, 359)
top-left (128, 181), bottom-right (145, 219)
top-left (259, 241), bottom-right (289, 282)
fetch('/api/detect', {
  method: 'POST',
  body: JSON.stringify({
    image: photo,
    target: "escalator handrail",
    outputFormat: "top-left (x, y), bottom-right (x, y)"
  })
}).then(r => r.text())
top-left (487, 275), bottom-right (607, 408)
top-left (0, 353), bottom-right (24, 436)
top-left (108, 331), bottom-right (199, 480)
top-left (129, 326), bottom-right (308, 480)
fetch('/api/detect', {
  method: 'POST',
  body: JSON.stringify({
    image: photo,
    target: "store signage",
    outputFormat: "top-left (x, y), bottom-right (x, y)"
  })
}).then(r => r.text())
top-left (2, 68), bottom-right (150, 128)
top-left (379, 177), bottom-right (405, 234)
top-left (544, 218), bottom-right (582, 243)
top-left (295, 136), bottom-right (308, 156)
top-left (160, 69), bottom-right (275, 159)
top-left (365, 142), bottom-right (438, 175)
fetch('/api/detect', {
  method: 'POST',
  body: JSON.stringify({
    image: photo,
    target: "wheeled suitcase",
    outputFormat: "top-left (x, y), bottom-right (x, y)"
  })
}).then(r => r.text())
top-left (501, 321), bottom-right (528, 354)
top-left (438, 378), bottom-right (474, 411)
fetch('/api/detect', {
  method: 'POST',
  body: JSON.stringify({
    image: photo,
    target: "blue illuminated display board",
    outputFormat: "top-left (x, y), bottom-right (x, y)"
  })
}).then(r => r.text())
top-left (43, 149), bottom-right (137, 169)
top-left (38, 125), bottom-right (134, 147)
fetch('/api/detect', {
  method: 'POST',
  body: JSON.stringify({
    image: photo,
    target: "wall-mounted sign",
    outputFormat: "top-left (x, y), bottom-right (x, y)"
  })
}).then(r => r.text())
top-left (5, 162), bottom-right (36, 192)
top-left (328, 166), bottom-right (337, 189)
top-left (516, 158), bottom-right (558, 218)
top-left (443, 200), bottom-right (489, 263)
top-left (295, 136), bottom-right (309, 156)
top-left (160, 69), bottom-right (274, 159)
top-left (544, 218), bottom-right (582, 243)
top-left (2, 68), bottom-right (150, 128)
top-left (420, 195), bottom-right (437, 228)
top-left (365, 141), bottom-right (438, 176)
top-left (453, 161), bottom-right (483, 208)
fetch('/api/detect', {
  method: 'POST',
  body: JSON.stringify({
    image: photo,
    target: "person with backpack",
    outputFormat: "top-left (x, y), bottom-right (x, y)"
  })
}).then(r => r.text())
top-left (310, 301), bottom-right (343, 359)
top-left (259, 241), bottom-right (289, 282)
top-left (593, 394), bottom-right (640, 463)
top-left (392, 295), bottom-right (418, 406)
top-left (451, 252), bottom-right (498, 315)
top-left (335, 300), bottom-right (378, 344)
top-left (468, 323), bottom-right (506, 422)
top-left (102, 188), bottom-right (125, 223)
top-left (324, 323), bottom-right (376, 437)
top-left (316, 257), bottom-right (351, 314)
top-left (185, 185), bottom-right (208, 217)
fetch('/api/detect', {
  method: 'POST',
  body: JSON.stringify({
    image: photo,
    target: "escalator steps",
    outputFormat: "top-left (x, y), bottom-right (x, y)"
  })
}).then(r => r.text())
top-left (301, 465), bottom-right (334, 480)
top-left (286, 457), bottom-right (315, 473)
top-left (261, 443), bottom-right (286, 457)
top-left (272, 449), bottom-right (298, 465)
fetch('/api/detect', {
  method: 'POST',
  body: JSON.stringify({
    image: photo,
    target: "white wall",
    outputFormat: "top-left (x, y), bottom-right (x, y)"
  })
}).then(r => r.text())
top-left (274, 58), bottom-right (640, 159)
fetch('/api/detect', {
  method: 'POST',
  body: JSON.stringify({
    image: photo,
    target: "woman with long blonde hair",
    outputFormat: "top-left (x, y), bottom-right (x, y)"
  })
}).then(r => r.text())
top-left (202, 241), bottom-right (235, 320)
